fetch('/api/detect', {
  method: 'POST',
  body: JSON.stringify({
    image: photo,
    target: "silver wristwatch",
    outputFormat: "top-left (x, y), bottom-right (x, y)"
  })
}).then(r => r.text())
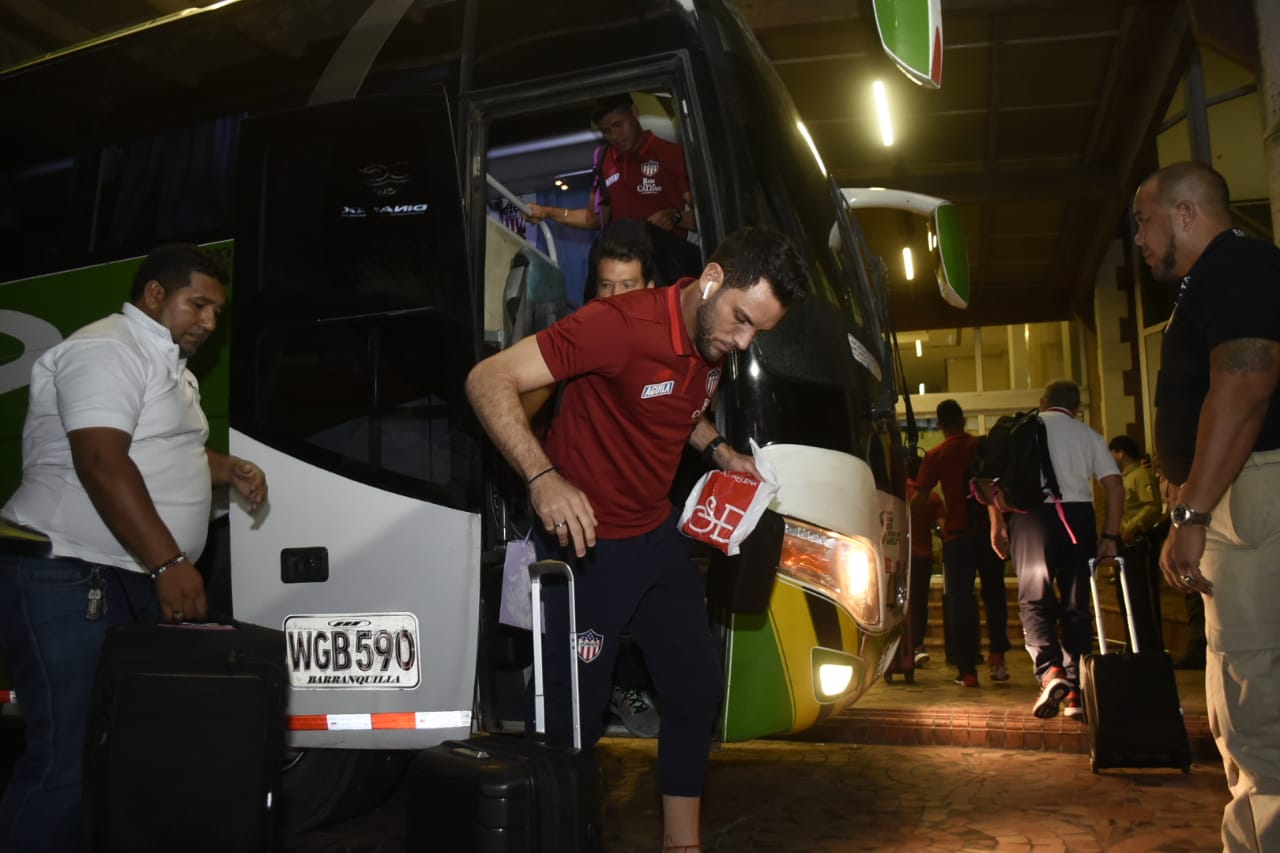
top-left (1171, 503), bottom-right (1211, 528)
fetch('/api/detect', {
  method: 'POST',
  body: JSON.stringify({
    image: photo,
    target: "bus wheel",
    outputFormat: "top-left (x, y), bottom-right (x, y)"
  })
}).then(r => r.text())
top-left (277, 748), bottom-right (412, 834)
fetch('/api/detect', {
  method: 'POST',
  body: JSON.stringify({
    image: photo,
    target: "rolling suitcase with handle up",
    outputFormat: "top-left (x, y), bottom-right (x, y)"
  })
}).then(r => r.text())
top-left (1081, 556), bottom-right (1190, 773)
top-left (407, 559), bottom-right (604, 852)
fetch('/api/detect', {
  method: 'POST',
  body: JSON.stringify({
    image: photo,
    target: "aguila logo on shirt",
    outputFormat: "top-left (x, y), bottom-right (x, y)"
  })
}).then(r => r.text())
top-left (641, 380), bottom-right (676, 399)
top-left (706, 368), bottom-right (721, 397)
top-left (576, 629), bottom-right (604, 663)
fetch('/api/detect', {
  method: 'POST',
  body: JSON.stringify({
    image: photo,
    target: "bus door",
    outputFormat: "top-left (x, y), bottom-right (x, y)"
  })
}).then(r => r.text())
top-left (228, 90), bottom-right (484, 750)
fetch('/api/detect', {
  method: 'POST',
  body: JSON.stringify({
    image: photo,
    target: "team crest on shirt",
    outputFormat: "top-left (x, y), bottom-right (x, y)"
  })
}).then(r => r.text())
top-left (575, 630), bottom-right (604, 663)
top-left (706, 369), bottom-right (721, 397)
top-left (637, 160), bottom-right (662, 195)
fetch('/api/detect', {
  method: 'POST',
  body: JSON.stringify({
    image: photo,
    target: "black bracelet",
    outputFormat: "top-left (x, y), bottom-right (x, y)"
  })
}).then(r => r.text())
top-left (151, 552), bottom-right (186, 579)
top-left (702, 436), bottom-right (728, 465)
top-left (527, 466), bottom-right (557, 486)
top-left (1100, 533), bottom-right (1121, 542)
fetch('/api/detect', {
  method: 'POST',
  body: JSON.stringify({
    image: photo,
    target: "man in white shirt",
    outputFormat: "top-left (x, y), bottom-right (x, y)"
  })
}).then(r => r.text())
top-left (989, 380), bottom-right (1122, 721)
top-left (0, 243), bottom-right (268, 852)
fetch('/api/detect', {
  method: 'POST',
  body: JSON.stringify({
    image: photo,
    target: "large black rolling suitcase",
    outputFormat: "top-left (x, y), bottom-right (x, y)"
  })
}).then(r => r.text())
top-left (1081, 557), bottom-right (1191, 774)
top-left (407, 559), bottom-right (605, 852)
top-left (84, 619), bottom-right (287, 853)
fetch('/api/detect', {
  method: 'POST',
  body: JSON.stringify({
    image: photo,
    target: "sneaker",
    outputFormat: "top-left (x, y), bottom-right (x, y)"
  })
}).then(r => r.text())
top-left (1062, 688), bottom-right (1085, 722)
top-left (913, 648), bottom-right (930, 668)
top-left (611, 686), bottom-right (661, 738)
top-left (1032, 667), bottom-right (1071, 719)
top-left (954, 672), bottom-right (979, 688)
top-left (989, 650), bottom-right (1009, 682)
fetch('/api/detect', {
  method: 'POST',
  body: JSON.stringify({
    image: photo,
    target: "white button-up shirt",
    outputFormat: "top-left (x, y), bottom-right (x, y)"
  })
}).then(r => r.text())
top-left (3, 302), bottom-right (212, 572)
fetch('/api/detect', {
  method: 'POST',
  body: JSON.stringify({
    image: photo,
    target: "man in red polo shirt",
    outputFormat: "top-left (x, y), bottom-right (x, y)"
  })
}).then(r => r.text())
top-left (912, 399), bottom-right (1012, 688)
top-left (526, 94), bottom-right (702, 283)
top-left (466, 226), bottom-right (806, 851)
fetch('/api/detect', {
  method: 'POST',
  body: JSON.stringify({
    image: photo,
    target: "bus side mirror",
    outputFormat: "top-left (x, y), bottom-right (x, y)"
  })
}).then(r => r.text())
top-left (931, 202), bottom-right (968, 309)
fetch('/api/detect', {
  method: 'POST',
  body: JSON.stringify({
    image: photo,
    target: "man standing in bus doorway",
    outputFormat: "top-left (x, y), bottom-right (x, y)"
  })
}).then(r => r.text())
top-left (524, 93), bottom-right (702, 283)
top-left (1133, 160), bottom-right (1280, 852)
top-left (0, 244), bottom-right (268, 853)
top-left (467, 226), bottom-right (806, 852)
top-left (912, 399), bottom-right (1012, 688)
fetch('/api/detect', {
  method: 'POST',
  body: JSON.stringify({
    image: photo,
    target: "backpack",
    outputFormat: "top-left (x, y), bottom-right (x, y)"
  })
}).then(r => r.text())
top-left (969, 411), bottom-right (1062, 513)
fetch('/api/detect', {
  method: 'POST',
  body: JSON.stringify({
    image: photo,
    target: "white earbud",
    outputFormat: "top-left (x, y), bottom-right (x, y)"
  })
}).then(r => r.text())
top-left (701, 281), bottom-right (712, 300)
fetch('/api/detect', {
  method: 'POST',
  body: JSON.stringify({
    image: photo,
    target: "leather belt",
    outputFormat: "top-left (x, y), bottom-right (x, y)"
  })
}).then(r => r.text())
top-left (0, 519), bottom-right (53, 558)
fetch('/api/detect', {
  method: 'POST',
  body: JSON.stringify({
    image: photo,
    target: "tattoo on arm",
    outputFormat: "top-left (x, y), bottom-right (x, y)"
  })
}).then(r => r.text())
top-left (1211, 338), bottom-right (1278, 374)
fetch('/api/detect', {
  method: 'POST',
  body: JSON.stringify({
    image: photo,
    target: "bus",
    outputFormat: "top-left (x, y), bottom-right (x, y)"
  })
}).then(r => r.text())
top-left (0, 0), bottom-right (961, 830)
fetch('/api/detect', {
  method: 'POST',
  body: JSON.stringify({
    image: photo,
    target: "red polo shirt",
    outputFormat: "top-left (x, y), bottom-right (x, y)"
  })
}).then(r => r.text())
top-left (536, 281), bottom-right (718, 538)
top-left (598, 130), bottom-right (691, 223)
top-left (914, 432), bottom-right (979, 540)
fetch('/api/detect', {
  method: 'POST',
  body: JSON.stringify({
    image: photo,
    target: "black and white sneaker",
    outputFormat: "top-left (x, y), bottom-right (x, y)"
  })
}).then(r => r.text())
top-left (611, 686), bottom-right (661, 738)
top-left (1032, 667), bottom-right (1071, 719)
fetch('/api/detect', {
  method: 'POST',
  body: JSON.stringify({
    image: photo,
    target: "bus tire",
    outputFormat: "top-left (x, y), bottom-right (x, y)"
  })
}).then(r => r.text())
top-left (277, 748), bottom-right (412, 834)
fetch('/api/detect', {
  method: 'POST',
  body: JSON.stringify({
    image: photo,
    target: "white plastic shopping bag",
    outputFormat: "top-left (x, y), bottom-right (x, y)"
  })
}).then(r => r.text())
top-left (679, 439), bottom-right (778, 556)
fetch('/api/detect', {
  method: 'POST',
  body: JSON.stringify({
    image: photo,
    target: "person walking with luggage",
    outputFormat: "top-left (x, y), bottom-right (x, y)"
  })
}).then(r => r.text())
top-left (913, 400), bottom-right (1011, 687)
top-left (466, 226), bottom-right (806, 851)
top-left (988, 380), bottom-right (1122, 721)
top-left (0, 243), bottom-right (268, 853)
top-left (1107, 434), bottom-right (1166, 652)
top-left (1133, 161), bottom-right (1280, 852)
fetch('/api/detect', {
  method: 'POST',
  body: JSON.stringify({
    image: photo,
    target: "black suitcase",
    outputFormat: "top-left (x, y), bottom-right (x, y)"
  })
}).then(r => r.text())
top-left (84, 619), bottom-right (287, 853)
top-left (407, 559), bottom-right (604, 852)
top-left (1081, 557), bottom-right (1191, 773)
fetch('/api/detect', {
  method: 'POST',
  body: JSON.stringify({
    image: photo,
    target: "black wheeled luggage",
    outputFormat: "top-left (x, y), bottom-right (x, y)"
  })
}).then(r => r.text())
top-left (407, 560), bottom-right (605, 852)
top-left (1081, 557), bottom-right (1191, 773)
top-left (84, 619), bottom-right (287, 853)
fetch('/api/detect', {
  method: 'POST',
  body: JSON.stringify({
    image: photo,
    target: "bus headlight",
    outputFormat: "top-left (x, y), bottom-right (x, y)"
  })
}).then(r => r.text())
top-left (778, 518), bottom-right (881, 628)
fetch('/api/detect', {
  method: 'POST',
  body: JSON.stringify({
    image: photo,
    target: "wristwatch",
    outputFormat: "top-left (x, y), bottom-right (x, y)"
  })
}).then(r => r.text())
top-left (1171, 504), bottom-right (1211, 528)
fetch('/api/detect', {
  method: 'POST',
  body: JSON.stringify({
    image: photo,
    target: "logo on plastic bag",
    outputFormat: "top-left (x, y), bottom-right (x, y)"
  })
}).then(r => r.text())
top-left (679, 439), bottom-right (778, 556)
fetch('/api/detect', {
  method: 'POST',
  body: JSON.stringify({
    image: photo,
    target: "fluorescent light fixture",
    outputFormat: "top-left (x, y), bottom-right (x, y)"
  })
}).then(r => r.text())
top-left (915, 339), bottom-right (923, 358)
top-left (796, 121), bottom-right (828, 176)
top-left (873, 81), bottom-right (894, 146)
top-left (902, 247), bottom-right (915, 281)
top-left (918, 382), bottom-right (925, 396)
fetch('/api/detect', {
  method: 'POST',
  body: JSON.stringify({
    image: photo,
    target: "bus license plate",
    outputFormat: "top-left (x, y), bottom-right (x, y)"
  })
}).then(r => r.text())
top-left (284, 613), bottom-right (420, 689)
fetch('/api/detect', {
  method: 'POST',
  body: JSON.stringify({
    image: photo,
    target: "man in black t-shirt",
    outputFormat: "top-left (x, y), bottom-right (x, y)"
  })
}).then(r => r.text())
top-left (1133, 160), bottom-right (1280, 852)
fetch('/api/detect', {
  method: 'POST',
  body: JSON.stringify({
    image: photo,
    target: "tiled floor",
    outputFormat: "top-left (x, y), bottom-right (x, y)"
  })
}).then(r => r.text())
top-left (284, 651), bottom-right (1226, 852)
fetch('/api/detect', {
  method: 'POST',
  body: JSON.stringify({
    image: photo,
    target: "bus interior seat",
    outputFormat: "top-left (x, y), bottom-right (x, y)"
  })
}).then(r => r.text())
top-left (503, 247), bottom-right (566, 346)
top-left (483, 215), bottom-right (567, 349)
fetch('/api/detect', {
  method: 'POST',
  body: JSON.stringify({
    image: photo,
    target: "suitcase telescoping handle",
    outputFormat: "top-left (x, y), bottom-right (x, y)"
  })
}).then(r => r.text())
top-left (529, 559), bottom-right (582, 751)
top-left (1088, 556), bottom-right (1141, 654)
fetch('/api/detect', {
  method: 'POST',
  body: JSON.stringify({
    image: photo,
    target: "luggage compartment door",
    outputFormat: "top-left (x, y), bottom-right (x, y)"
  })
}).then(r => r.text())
top-left (229, 89), bottom-right (482, 749)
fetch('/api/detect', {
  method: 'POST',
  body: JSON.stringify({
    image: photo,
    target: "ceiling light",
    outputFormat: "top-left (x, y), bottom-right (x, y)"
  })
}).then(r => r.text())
top-left (796, 121), bottom-right (828, 176)
top-left (915, 339), bottom-right (923, 358)
top-left (902, 247), bottom-right (914, 281)
top-left (873, 81), bottom-right (894, 147)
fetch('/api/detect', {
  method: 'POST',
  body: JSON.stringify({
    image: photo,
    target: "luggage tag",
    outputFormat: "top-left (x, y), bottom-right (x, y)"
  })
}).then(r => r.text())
top-left (498, 531), bottom-right (540, 631)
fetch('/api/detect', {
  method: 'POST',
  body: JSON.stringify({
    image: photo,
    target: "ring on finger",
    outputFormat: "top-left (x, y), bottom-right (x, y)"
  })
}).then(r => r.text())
top-left (555, 521), bottom-right (567, 529)
top-left (1181, 574), bottom-right (1194, 584)
top-left (173, 610), bottom-right (184, 622)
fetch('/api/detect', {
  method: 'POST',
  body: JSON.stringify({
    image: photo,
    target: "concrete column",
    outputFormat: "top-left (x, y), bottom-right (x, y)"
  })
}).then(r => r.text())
top-left (1258, 0), bottom-right (1280, 242)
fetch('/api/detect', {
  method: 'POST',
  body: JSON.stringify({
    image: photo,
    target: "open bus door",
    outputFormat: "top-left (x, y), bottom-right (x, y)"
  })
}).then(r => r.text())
top-left (228, 89), bottom-right (485, 829)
